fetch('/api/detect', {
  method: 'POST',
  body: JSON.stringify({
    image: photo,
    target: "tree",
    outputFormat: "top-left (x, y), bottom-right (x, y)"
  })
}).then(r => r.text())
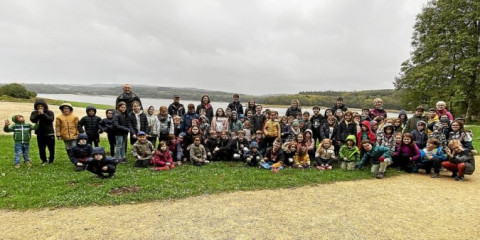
top-left (0, 83), bottom-right (33, 99)
top-left (394, 0), bottom-right (480, 122)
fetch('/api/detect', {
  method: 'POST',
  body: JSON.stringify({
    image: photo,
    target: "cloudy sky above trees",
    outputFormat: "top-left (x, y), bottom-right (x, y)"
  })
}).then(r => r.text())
top-left (0, 0), bottom-right (428, 95)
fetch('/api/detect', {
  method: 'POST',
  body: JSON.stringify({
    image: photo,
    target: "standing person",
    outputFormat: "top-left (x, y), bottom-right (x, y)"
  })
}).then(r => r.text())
top-left (30, 99), bottom-right (55, 165)
top-left (113, 102), bottom-right (132, 163)
top-left (246, 99), bottom-right (256, 114)
top-left (182, 104), bottom-right (200, 134)
top-left (310, 106), bottom-right (324, 147)
top-left (146, 106), bottom-right (160, 147)
top-left (168, 94), bottom-right (185, 117)
top-left (285, 99), bottom-right (302, 118)
top-left (435, 101), bottom-right (453, 121)
top-left (77, 106), bottom-right (102, 147)
top-left (251, 105), bottom-right (266, 135)
top-left (368, 98), bottom-right (388, 122)
top-left (331, 97), bottom-right (348, 113)
top-left (157, 106), bottom-right (174, 142)
top-left (4, 115), bottom-right (38, 168)
top-left (196, 95), bottom-right (214, 122)
top-left (129, 101), bottom-right (148, 146)
top-left (442, 139), bottom-right (475, 181)
top-left (404, 106), bottom-right (428, 134)
top-left (55, 103), bottom-right (79, 161)
top-left (337, 111), bottom-right (357, 147)
top-left (263, 111), bottom-right (280, 148)
top-left (115, 83), bottom-right (142, 114)
top-left (227, 94), bottom-right (244, 115)
top-left (99, 109), bottom-right (116, 157)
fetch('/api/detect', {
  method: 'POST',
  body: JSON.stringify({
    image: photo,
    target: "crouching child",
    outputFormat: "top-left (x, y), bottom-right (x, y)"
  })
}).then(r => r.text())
top-left (294, 146), bottom-right (311, 168)
top-left (190, 137), bottom-right (209, 166)
top-left (152, 141), bottom-right (175, 171)
top-left (4, 115), bottom-right (38, 168)
top-left (356, 141), bottom-right (392, 179)
top-left (338, 135), bottom-right (360, 170)
top-left (70, 133), bottom-right (93, 171)
top-left (416, 138), bottom-right (447, 178)
top-left (245, 141), bottom-right (263, 167)
top-left (315, 139), bottom-right (337, 170)
top-left (131, 131), bottom-right (155, 168)
top-left (85, 147), bottom-right (117, 178)
top-left (260, 138), bottom-right (284, 172)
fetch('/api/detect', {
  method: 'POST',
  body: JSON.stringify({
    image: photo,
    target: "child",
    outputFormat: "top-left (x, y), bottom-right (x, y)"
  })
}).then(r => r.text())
top-left (78, 106), bottom-right (102, 147)
top-left (190, 137), bottom-right (209, 166)
top-left (173, 116), bottom-right (182, 137)
top-left (304, 129), bottom-right (315, 161)
top-left (416, 138), bottom-right (447, 177)
top-left (392, 133), bottom-right (421, 173)
top-left (376, 123), bottom-right (396, 152)
top-left (100, 109), bottom-right (116, 157)
top-left (294, 146), bottom-right (311, 168)
top-left (184, 125), bottom-right (204, 150)
top-left (442, 139), bottom-right (475, 181)
top-left (113, 102), bottom-right (132, 163)
top-left (337, 111), bottom-right (357, 147)
top-left (229, 111), bottom-right (243, 134)
top-left (146, 106), bottom-right (160, 147)
top-left (4, 115), bottom-right (38, 168)
top-left (245, 141), bottom-right (263, 167)
top-left (427, 108), bottom-right (439, 136)
top-left (410, 121), bottom-right (428, 149)
top-left (334, 109), bottom-right (345, 122)
top-left (260, 138), bottom-right (285, 172)
top-left (263, 111), bottom-right (280, 147)
top-left (315, 139), bottom-right (336, 170)
top-left (243, 120), bottom-right (252, 141)
top-left (205, 130), bottom-right (219, 160)
top-left (85, 147), bottom-right (117, 178)
top-left (70, 133), bottom-right (93, 171)
top-left (252, 130), bottom-right (267, 154)
top-left (213, 130), bottom-right (232, 161)
top-left (231, 130), bottom-right (249, 161)
top-left (360, 108), bottom-right (371, 122)
top-left (29, 99), bottom-right (55, 165)
top-left (131, 131), bottom-right (155, 168)
top-left (199, 115), bottom-right (211, 140)
top-left (157, 106), bottom-right (174, 142)
top-left (356, 141), bottom-right (392, 179)
top-left (129, 101), bottom-right (148, 145)
top-left (287, 120), bottom-right (301, 142)
top-left (211, 108), bottom-right (229, 135)
top-left (55, 103), bottom-right (79, 161)
top-left (310, 106), bottom-right (324, 146)
top-left (175, 133), bottom-right (186, 164)
top-left (357, 120), bottom-right (376, 148)
top-left (322, 108), bottom-right (334, 125)
top-left (282, 141), bottom-right (297, 167)
top-left (338, 135), bottom-right (360, 170)
top-left (301, 111), bottom-right (312, 131)
top-left (152, 141), bottom-right (175, 171)
top-left (393, 118), bottom-right (404, 133)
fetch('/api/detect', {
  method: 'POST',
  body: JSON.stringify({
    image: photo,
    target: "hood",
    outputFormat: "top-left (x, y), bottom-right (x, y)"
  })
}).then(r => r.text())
top-left (382, 123), bottom-right (394, 133)
top-left (360, 120), bottom-right (373, 132)
top-left (76, 133), bottom-right (89, 144)
top-left (92, 147), bottom-right (106, 158)
top-left (398, 110), bottom-right (407, 118)
top-left (34, 99), bottom-right (49, 110)
top-left (85, 105), bottom-right (97, 115)
top-left (346, 134), bottom-right (357, 145)
top-left (199, 115), bottom-right (209, 124)
top-left (11, 115), bottom-right (23, 124)
top-left (304, 129), bottom-right (313, 136)
top-left (59, 103), bottom-right (73, 111)
top-left (417, 120), bottom-right (427, 130)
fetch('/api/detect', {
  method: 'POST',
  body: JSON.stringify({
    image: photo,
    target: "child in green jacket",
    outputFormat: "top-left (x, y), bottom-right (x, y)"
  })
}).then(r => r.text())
top-left (4, 115), bottom-right (38, 168)
top-left (338, 135), bottom-right (360, 170)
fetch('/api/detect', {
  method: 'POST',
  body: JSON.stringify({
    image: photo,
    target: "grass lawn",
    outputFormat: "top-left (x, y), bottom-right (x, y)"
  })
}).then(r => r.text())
top-left (0, 135), bottom-right (387, 210)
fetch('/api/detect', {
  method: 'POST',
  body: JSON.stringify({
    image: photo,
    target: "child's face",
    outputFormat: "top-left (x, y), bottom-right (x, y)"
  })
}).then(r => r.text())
top-left (192, 127), bottom-right (199, 134)
top-left (251, 147), bottom-right (257, 152)
top-left (94, 154), bottom-right (103, 161)
top-left (362, 143), bottom-right (372, 151)
top-left (417, 124), bottom-right (425, 131)
top-left (133, 104), bottom-right (140, 113)
top-left (88, 109), bottom-right (95, 116)
top-left (148, 108), bottom-right (154, 115)
top-left (415, 110), bottom-right (424, 117)
top-left (256, 106), bottom-right (262, 114)
top-left (428, 111), bottom-right (436, 118)
top-left (395, 135), bottom-right (402, 143)
top-left (211, 133), bottom-right (217, 139)
top-left (323, 142), bottom-right (331, 148)
top-left (426, 142), bottom-right (436, 150)
top-left (394, 120), bottom-right (401, 127)
top-left (160, 145), bottom-right (167, 151)
top-left (344, 114), bottom-right (352, 121)
top-left (16, 115), bottom-right (25, 123)
top-left (247, 111), bottom-right (253, 118)
top-left (238, 134), bottom-right (244, 140)
top-left (174, 118), bottom-right (180, 124)
top-left (297, 135), bottom-right (303, 142)
top-left (188, 107), bottom-right (195, 113)
top-left (178, 137), bottom-right (183, 142)
top-left (385, 128), bottom-right (393, 134)
top-left (256, 133), bottom-right (262, 139)
top-left (361, 125), bottom-right (368, 131)
top-left (347, 140), bottom-right (354, 147)
top-left (118, 105), bottom-right (126, 113)
top-left (106, 111), bottom-right (114, 118)
top-left (402, 137), bottom-right (412, 144)
top-left (362, 109), bottom-right (369, 115)
top-left (313, 109), bottom-right (319, 115)
top-left (138, 135), bottom-right (147, 143)
top-left (289, 145), bottom-right (296, 152)
top-left (354, 116), bottom-right (360, 122)
top-left (281, 118), bottom-right (287, 124)
top-left (328, 119), bottom-right (335, 126)
top-left (221, 133), bottom-right (228, 139)
top-left (78, 139), bottom-right (87, 145)
top-left (37, 105), bottom-right (45, 110)
top-left (62, 107), bottom-right (71, 114)
top-left (194, 138), bottom-right (201, 146)
top-left (326, 110), bottom-right (332, 117)
top-left (303, 114), bottom-right (309, 121)
top-left (451, 123), bottom-right (460, 131)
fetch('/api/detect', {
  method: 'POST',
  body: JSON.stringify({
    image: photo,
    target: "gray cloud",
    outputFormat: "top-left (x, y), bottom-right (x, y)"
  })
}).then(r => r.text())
top-left (0, 0), bottom-right (427, 95)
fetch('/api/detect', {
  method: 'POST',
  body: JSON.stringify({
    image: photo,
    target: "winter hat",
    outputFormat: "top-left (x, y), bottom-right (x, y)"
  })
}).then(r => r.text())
top-left (250, 141), bottom-right (259, 149)
top-left (292, 120), bottom-right (300, 127)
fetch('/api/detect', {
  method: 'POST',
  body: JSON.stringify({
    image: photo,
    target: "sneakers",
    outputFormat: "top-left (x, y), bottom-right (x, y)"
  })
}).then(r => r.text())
top-left (325, 165), bottom-right (332, 170)
top-left (376, 171), bottom-right (385, 179)
top-left (431, 173), bottom-right (439, 178)
top-left (454, 175), bottom-right (464, 181)
top-left (451, 172), bottom-right (458, 178)
top-left (14, 164), bottom-right (21, 169)
top-left (25, 162), bottom-right (32, 167)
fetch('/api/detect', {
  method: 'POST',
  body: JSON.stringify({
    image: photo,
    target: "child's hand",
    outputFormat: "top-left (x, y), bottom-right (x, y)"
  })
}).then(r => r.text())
top-left (4, 119), bottom-right (9, 126)
top-left (102, 166), bottom-right (108, 171)
top-left (166, 162), bottom-right (171, 166)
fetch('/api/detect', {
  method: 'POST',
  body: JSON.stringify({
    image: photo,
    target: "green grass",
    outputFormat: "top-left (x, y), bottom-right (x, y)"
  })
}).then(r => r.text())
top-left (0, 95), bottom-right (114, 110)
top-left (465, 125), bottom-right (480, 150)
top-left (0, 135), bottom-right (390, 210)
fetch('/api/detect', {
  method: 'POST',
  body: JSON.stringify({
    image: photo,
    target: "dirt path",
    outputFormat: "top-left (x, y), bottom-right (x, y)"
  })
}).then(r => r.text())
top-left (1, 168), bottom-right (479, 239)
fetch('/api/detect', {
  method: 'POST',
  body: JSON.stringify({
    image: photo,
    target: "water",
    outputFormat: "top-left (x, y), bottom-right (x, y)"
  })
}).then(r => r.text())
top-left (37, 93), bottom-right (411, 117)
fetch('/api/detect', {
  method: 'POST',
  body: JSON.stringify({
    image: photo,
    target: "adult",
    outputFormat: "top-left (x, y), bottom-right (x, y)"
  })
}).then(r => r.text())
top-left (368, 98), bottom-right (387, 122)
top-left (285, 99), bottom-right (302, 118)
top-left (435, 101), bottom-right (453, 121)
top-left (196, 95), bottom-right (214, 122)
top-left (115, 83), bottom-right (142, 114)
top-left (227, 94), bottom-right (244, 115)
top-left (442, 139), bottom-right (475, 181)
top-left (331, 97), bottom-right (348, 113)
top-left (30, 99), bottom-right (55, 165)
top-left (404, 106), bottom-right (428, 134)
top-left (168, 94), bottom-right (185, 117)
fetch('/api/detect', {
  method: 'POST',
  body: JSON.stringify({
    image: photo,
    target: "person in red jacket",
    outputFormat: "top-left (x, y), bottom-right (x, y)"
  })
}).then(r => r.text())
top-left (152, 141), bottom-right (175, 171)
top-left (356, 120), bottom-right (376, 148)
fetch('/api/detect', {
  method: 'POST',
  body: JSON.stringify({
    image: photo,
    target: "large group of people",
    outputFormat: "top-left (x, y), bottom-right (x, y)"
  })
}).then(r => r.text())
top-left (4, 84), bottom-right (476, 181)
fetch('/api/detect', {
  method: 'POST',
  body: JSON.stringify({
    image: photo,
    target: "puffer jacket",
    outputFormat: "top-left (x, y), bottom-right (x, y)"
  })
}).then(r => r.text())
top-left (4, 115), bottom-right (38, 143)
top-left (315, 145), bottom-right (336, 159)
top-left (78, 106), bottom-right (102, 137)
top-left (132, 140), bottom-right (155, 159)
top-left (55, 103), bottom-right (79, 140)
top-left (263, 119), bottom-right (280, 138)
top-left (410, 121), bottom-right (428, 149)
top-left (71, 134), bottom-right (92, 164)
top-left (339, 135), bottom-right (360, 162)
top-left (152, 150), bottom-right (173, 166)
top-left (113, 111), bottom-right (132, 136)
top-left (449, 150), bottom-right (475, 175)
top-left (29, 99), bottom-right (55, 136)
top-left (129, 110), bottom-right (148, 134)
top-left (337, 120), bottom-right (357, 143)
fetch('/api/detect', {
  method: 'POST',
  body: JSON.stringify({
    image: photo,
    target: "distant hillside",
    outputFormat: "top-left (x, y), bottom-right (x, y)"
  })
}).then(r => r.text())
top-left (22, 83), bottom-right (403, 110)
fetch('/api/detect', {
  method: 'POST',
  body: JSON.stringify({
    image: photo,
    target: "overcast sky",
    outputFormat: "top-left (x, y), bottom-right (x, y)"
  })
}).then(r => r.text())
top-left (0, 0), bottom-right (428, 95)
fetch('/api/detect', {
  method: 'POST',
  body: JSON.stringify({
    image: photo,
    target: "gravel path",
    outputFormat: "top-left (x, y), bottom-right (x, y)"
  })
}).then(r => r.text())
top-left (2, 166), bottom-right (479, 239)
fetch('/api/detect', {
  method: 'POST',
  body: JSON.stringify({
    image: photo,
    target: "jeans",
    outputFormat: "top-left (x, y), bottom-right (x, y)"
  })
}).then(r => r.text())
top-left (115, 135), bottom-right (127, 160)
top-left (14, 143), bottom-right (30, 165)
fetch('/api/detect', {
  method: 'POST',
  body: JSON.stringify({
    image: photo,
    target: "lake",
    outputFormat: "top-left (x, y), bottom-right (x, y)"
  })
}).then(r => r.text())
top-left (37, 93), bottom-right (411, 117)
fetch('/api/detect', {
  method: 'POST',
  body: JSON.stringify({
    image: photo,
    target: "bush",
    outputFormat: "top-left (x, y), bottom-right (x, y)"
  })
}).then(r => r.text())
top-left (0, 83), bottom-right (34, 99)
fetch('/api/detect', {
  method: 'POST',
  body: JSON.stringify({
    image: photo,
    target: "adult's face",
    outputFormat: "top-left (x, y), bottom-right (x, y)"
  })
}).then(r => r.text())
top-left (374, 100), bottom-right (383, 109)
top-left (436, 103), bottom-right (446, 111)
top-left (173, 97), bottom-right (180, 103)
top-left (123, 85), bottom-right (132, 94)
top-left (202, 96), bottom-right (209, 104)
top-left (233, 97), bottom-right (239, 102)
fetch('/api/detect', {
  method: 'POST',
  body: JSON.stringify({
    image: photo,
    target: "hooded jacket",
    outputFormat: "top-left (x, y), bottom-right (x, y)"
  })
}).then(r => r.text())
top-left (86, 147), bottom-right (117, 171)
top-left (339, 135), bottom-right (360, 162)
top-left (129, 110), bottom-right (148, 134)
top-left (78, 106), bottom-right (102, 137)
top-left (356, 120), bottom-right (376, 148)
top-left (4, 115), bottom-right (38, 143)
top-left (190, 144), bottom-right (207, 163)
top-left (358, 145), bottom-right (392, 167)
top-left (113, 110), bottom-right (132, 136)
top-left (376, 123), bottom-right (396, 151)
top-left (404, 114), bottom-right (428, 134)
top-left (55, 103), bottom-right (79, 140)
top-left (71, 133), bottom-right (93, 164)
top-left (29, 99), bottom-right (55, 136)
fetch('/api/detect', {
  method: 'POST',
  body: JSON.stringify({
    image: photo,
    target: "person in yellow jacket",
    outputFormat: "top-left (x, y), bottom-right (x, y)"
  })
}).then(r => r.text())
top-left (55, 103), bottom-right (79, 160)
top-left (294, 146), bottom-right (311, 168)
top-left (263, 111), bottom-right (280, 148)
